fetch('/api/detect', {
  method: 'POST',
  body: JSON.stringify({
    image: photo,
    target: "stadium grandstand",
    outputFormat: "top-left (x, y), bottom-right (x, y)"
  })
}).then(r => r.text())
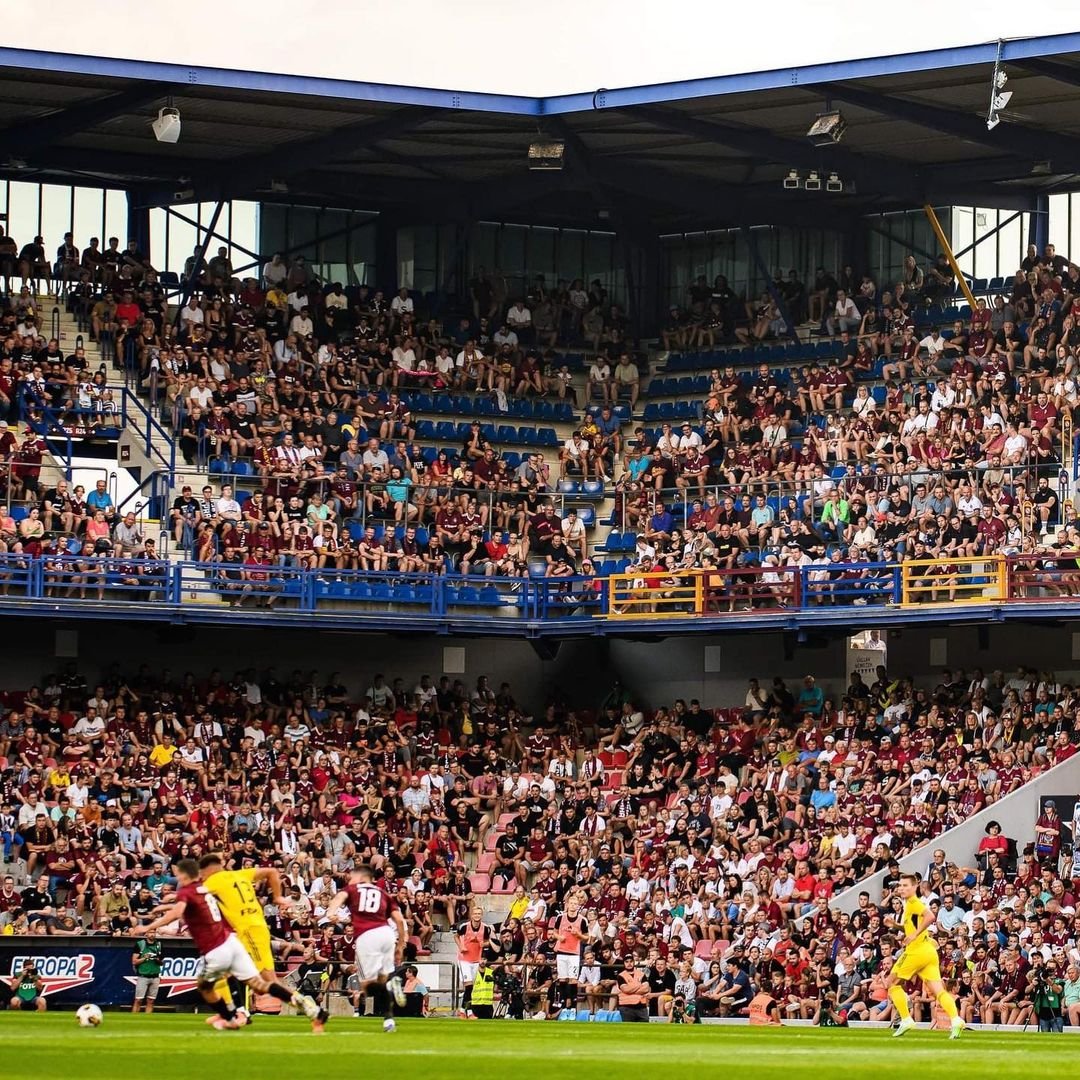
top-left (3, 1), bottom-right (1080, 1039)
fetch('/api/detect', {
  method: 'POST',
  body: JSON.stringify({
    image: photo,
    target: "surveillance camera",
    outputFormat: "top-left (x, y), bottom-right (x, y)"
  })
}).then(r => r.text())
top-left (173, 188), bottom-right (195, 202)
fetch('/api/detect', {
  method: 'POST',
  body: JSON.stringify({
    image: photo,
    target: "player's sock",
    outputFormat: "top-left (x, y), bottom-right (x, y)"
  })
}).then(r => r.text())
top-left (936, 990), bottom-right (959, 1020)
top-left (888, 985), bottom-right (911, 1020)
top-left (214, 978), bottom-right (234, 1008)
top-left (213, 998), bottom-right (238, 1021)
top-left (266, 983), bottom-right (297, 1005)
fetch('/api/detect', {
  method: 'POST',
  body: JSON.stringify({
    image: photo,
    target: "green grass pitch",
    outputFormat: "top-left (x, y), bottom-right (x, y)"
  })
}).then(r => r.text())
top-left (1, 1013), bottom-right (1075, 1080)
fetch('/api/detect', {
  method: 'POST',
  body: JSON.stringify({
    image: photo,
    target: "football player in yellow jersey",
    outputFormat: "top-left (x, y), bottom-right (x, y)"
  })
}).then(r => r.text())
top-left (885, 872), bottom-right (964, 1039)
top-left (197, 853), bottom-right (329, 1033)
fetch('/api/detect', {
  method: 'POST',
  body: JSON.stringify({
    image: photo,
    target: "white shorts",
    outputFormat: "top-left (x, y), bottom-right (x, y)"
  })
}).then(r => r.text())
top-left (459, 960), bottom-right (479, 984)
top-left (202, 933), bottom-right (260, 983)
top-left (355, 924), bottom-right (397, 982)
top-left (556, 954), bottom-right (581, 981)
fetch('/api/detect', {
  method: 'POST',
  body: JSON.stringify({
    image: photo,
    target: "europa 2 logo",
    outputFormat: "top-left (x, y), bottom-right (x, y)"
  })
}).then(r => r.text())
top-left (9, 954), bottom-right (96, 996)
top-left (124, 956), bottom-right (202, 998)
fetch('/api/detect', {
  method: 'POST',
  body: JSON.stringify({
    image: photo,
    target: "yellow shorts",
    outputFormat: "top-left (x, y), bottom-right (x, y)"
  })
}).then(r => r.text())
top-left (891, 945), bottom-right (941, 985)
top-left (237, 925), bottom-right (274, 973)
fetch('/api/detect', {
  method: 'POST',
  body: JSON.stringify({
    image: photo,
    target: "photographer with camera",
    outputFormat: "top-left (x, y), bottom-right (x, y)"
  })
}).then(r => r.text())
top-left (668, 991), bottom-right (696, 1024)
top-left (1027, 954), bottom-right (1064, 1032)
top-left (813, 989), bottom-right (849, 1027)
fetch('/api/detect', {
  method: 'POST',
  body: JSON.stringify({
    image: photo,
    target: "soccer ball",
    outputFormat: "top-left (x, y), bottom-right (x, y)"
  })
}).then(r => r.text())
top-left (383, 1017), bottom-right (396, 1033)
top-left (76, 1003), bottom-right (103, 1027)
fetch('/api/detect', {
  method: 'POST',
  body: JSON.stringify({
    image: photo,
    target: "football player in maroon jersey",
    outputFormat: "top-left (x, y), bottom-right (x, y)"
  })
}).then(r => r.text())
top-left (327, 864), bottom-right (408, 1030)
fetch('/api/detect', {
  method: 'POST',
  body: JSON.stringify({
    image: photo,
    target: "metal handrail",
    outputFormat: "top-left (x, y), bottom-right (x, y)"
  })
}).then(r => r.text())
top-left (121, 388), bottom-right (176, 474)
top-left (0, 553), bottom-right (1076, 619)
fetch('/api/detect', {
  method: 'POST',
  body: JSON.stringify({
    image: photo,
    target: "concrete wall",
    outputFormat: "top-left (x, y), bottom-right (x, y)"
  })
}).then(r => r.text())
top-left (833, 751), bottom-right (1080, 913)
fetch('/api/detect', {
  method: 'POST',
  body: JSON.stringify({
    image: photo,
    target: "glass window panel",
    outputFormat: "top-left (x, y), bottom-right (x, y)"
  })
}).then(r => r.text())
top-left (557, 230), bottom-right (584, 286)
top-left (528, 227), bottom-right (555, 286)
top-left (104, 190), bottom-right (127, 251)
top-left (149, 208), bottom-right (168, 280)
top-left (1069, 196), bottom-right (1080, 267)
top-left (73, 187), bottom-right (105, 251)
top-left (1049, 193), bottom-right (1070, 254)
top-left (498, 225), bottom-right (527, 297)
top-left (4, 181), bottom-right (39, 251)
top-left (39, 184), bottom-right (72, 250)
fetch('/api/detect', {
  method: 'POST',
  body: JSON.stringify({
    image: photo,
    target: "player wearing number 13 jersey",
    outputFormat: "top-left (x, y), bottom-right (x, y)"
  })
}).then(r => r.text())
top-left (199, 857), bottom-right (278, 975)
top-left (327, 864), bottom-right (408, 1030)
top-left (135, 858), bottom-right (326, 1033)
top-left (198, 852), bottom-right (330, 1032)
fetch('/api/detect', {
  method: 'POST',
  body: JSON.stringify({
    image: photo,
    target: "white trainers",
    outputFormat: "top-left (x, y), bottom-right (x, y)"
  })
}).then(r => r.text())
top-left (387, 976), bottom-right (406, 1008)
top-left (949, 1017), bottom-right (965, 1040)
top-left (892, 1016), bottom-right (916, 1038)
top-left (297, 993), bottom-right (320, 1020)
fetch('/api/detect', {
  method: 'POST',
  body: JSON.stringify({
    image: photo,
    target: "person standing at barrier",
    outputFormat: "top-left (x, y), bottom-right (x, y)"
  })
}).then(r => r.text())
top-left (131, 928), bottom-right (163, 1013)
top-left (470, 962), bottom-right (496, 1019)
top-left (554, 894), bottom-right (590, 1013)
top-left (617, 958), bottom-right (650, 1022)
top-left (455, 906), bottom-right (488, 1017)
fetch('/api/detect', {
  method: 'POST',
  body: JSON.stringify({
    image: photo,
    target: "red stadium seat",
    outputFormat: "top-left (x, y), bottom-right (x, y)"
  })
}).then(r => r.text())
top-left (484, 831), bottom-right (501, 852)
top-left (497, 812), bottom-right (516, 828)
top-left (476, 851), bottom-right (496, 874)
top-left (469, 873), bottom-right (491, 894)
top-left (490, 875), bottom-right (517, 895)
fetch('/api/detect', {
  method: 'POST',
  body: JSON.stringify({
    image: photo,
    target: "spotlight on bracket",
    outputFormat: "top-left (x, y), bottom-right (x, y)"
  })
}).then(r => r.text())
top-left (782, 169), bottom-right (801, 190)
top-left (804, 170), bottom-right (822, 192)
top-left (826, 172), bottom-right (843, 193)
top-left (806, 110), bottom-right (846, 146)
top-left (527, 140), bottom-right (565, 171)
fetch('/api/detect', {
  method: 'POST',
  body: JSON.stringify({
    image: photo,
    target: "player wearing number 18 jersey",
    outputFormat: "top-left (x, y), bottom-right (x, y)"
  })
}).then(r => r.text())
top-left (327, 864), bottom-right (408, 1031)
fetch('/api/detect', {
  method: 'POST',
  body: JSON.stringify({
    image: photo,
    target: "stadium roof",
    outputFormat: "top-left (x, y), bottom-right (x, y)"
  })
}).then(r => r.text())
top-left (2, 22), bottom-right (1080, 230)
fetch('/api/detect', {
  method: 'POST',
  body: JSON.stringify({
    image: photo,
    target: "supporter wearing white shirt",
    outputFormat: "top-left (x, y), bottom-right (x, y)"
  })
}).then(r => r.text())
top-left (391, 289), bottom-right (414, 318)
top-left (833, 826), bottom-right (858, 860)
top-left (678, 426), bottom-right (703, 451)
top-left (283, 719), bottom-right (311, 744)
top-left (65, 779), bottom-right (89, 807)
top-left (930, 384), bottom-right (956, 413)
top-left (72, 711), bottom-right (106, 742)
top-left (956, 492), bottom-right (983, 515)
top-left (286, 289), bottom-right (308, 313)
top-left (243, 724), bottom-right (266, 746)
top-left (625, 870), bottom-right (651, 906)
top-left (588, 360), bottom-right (610, 388)
top-left (179, 298), bottom-right (204, 330)
top-left (187, 381), bottom-right (214, 410)
top-left (273, 337), bottom-right (298, 365)
top-left (392, 343), bottom-right (417, 372)
top-left (656, 428), bottom-right (681, 458)
top-left (290, 310), bottom-right (313, 337)
top-left (919, 330), bottom-right (947, 362)
top-left (506, 301), bottom-right (532, 331)
top-left (1003, 426), bottom-right (1028, 459)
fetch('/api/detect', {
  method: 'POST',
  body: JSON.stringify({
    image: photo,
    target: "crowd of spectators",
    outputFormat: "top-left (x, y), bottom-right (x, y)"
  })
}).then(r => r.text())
top-left (0, 659), bottom-right (1079, 1026)
top-left (4, 228), bottom-right (1080, 605)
